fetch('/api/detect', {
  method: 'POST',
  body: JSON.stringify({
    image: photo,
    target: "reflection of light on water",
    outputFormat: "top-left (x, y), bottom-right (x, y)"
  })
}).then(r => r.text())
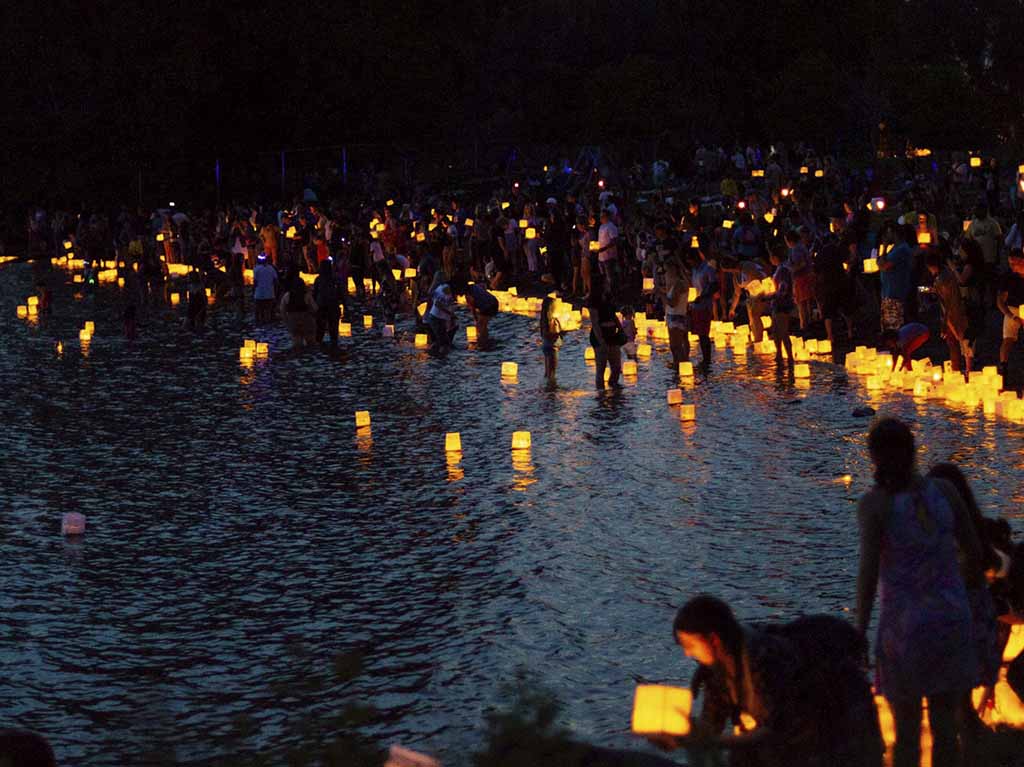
top-left (239, 369), bottom-right (255, 387)
top-left (511, 450), bottom-right (536, 491)
top-left (80, 341), bottom-right (90, 358)
top-left (446, 452), bottom-right (463, 483)
top-left (355, 428), bottom-right (373, 465)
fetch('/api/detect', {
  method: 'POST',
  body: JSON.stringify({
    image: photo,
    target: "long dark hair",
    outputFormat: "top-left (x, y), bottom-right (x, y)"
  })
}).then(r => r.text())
top-left (868, 418), bottom-right (916, 493)
top-left (927, 462), bottom-right (995, 568)
top-left (673, 595), bottom-right (743, 665)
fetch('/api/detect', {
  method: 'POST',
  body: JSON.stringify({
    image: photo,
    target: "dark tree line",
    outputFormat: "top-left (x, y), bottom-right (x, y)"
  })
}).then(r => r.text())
top-left (3, 0), bottom-right (1023, 204)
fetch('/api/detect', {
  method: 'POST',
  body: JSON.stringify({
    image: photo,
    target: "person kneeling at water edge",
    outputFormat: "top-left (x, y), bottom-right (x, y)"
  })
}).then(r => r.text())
top-left (648, 595), bottom-right (882, 766)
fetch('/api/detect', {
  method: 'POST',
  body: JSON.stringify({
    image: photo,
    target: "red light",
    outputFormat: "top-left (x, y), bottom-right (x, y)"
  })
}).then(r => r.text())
top-left (737, 201), bottom-right (747, 209)
top-left (513, 182), bottom-right (520, 189)
top-left (598, 179), bottom-right (605, 189)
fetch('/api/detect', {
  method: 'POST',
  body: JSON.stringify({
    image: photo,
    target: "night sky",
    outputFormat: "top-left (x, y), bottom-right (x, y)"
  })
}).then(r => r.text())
top-left (4, 0), bottom-right (1023, 203)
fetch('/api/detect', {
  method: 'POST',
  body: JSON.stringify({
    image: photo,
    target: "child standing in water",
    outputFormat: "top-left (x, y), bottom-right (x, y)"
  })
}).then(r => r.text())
top-left (620, 306), bottom-right (638, 359)
top-left (540, 296), bottom-right (562, 389)
top-left (767, 244), bottom-right (794, 366)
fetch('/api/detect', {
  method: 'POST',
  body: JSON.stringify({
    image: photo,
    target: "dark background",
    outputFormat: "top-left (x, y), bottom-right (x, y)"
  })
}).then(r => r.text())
top-left (3, 0), bottom-right (1024, 205)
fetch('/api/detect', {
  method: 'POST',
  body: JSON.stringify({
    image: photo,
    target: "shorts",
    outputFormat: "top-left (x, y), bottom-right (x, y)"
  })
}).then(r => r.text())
top-left (880, 298), bottom-right (904, 331)
top-left (793, 271), bottom-right (815, 303)
top-left (666, 313), bottom-right (689, 331)
top-left (771, 311), bottom-right (792, 341)
top-left (1004, 311), bottom-right (1023, 340)
top-left (689, 305), bottom-right (712, 337)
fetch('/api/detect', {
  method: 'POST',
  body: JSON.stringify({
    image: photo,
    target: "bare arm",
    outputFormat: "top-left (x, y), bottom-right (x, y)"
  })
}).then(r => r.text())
top-left (856, 491), bottom-right (884, 636)
top-left (996, 289), bottom-right (1013, 319)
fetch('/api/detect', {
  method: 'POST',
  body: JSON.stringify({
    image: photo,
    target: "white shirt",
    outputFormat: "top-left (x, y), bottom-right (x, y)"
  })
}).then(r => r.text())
top-left (597, 221), bottom-right (618, 262)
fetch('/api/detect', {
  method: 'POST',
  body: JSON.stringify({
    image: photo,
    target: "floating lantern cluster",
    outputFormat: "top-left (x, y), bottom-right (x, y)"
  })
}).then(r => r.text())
top-left (238, 338), bottom-right (269, 363)
top-left (845, 347), bottom-right (1024, 423)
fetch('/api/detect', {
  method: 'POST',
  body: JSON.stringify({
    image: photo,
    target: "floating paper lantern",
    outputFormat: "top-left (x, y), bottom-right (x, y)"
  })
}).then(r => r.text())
top-left (239, 347), bottom-right (253, 361)
top-left (464, 218), bottom-right (474, 227)
top-left (800, 166), bottom-right (809, 175)
top-left (518, 219), bottom-right (529, 229)
top-left (404, 268), bottom-right (417, 279)
top-left (794, 363), bottom-right (810, 378)
top-left (525, 228), bottom-right (537, 240)
top-left (817, 340), bottom-right (831, 354)
top-left (255, 342), bottom-right (268, 357)
top-left (363, 315), bottom-right (374, 329)
top-left (751, 169), bottom-right (764, 178)
top-left (667, 388), bottom-right (683, 405)
top-left (679, 361), bottom-right (694, 377)
top-left (61, 512), bottom-right (86, 536)
top-left (63, 239), bottom-right (73, 250)
top-left (584, 346), bottom-right (595, 362)
top-left (863, 258), bottom-right (879, 273)
top-left (679, 404), bottom-right (696, 421)
top-left (866, 375), bottom-right (883, 390)
top-left (690, 236), bottom-right (700, 249)
top-left (511, 431), bottom-right (531, 450)
top-left (722, 219), bottom-right (734, 229)
top-left (688, 287), bottom-right (697, 301)
top-left (79, 329), bottom-right (92, 342)
top-left (416, 232), bottom-right (426, 242)
top-left (622, 360), bottom-right (638, 376)
top-left (415, 333), bottom-right (429, 348)
top-left (501, 201), bottom-right (510, 210)
top-left (631, 685), bottom-right (692, 737)
top-left (339, 322), bottom-right (352, 336)
top-left (501, 361), bottom-right (518, 378)
top-left (354, 411), bottom-right (371, 428)
top-left (466, 326), bottom-right (477, 342)
top-left (637, 344), bottom-right (652, 359)
top-left (643, 277), bottom-right (654, 291)
top-left (815, 169), bottom-right (824, 178)
top-left (73, 274), bottom-right (83, 283)
top-left (763, 212), bottom-right (774, 224)
top-left (156, 233), bottom-right (165, 242)
top-left (16, 305), bottom-right (27, 318)
top-left (970, 157), bottom-right (982, 168)
top-left (445, 433), bottom-right (462, 453)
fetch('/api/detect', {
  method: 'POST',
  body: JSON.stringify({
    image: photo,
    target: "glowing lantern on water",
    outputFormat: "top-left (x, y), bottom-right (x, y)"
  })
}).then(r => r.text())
top-left (170, 293), bottom-right (181, 306)
top-left (392, 268), bottom-right (402, 281)
top-left (16, 305), bottom-right (27, 318)
top-left (428, 223), bottom-right (437, 232)
top-left (63, 239), bottom-right (73, 250)
top-left (800, 166), bottom-right (809, 175)
top-left (763, 212), bottom-right (774, 224)
top-left (445, 433), bottom-right (462, 452)
top-left (501, 361), bottom-right (518, 379)
top-left (518, 219), bottom-right (528, 229)
top-left (722, 219), bottom-right (734, 229)
top-left (73, 274), bottom-right (83, 283)
top-left (667, 388), bottom-right (683, 405)
top-left (690, 236), bottom-right (700, 249)
top-left (244, 339), bottom-right (256, 350)
top-left (386, 199), bottom-right (395, 206)
top-left (679, 361), bottom-right (694, 377)
top-left (415, 333), bottom-right (429, 348)
top-left (363, 315), bottom-right (374, 329)
top-left (403, 268), bottom-right (417, 279)
top-left (464, 218), bottom-right (474, 227)
top-left (794, 363), bottom-right (810, 378)
top-left (584, 346), bottom-right (595, 362)
top-left (970, 157), bottom-right (982, 168)
top-left (339, 322), bottom-right (352, 336)
top-left (466, 326), bottom-right (477, 342)
top-left (643, 277), bottom-right (654, 291)
top-left (863, 258), bottom-right (879, 274)
top-left (622, 360), bottom-right (638, 376)
top-left (84, 321), bottom-right (95, 333)
top-left (814, 169), bottom-right (824, 178)
top-left (817, 340), bottom-right (831, 354)
top-left (866, 375), bottom-right (883, 390)
top-left (631, 685), bottom-right (692, 737)
top-left (79, 329), bottom-right (91, 342)
top-left (525, 227), bottom-right (537, 240)
top-left (679, 404), bottom-right (696, 421)
top-left (156, 233), bottom-right (165, 242)
top-left (61, 512), bottom-right (86, 536)
top-left (354, 411), bottom-right (371, 428)
top-left (501, 201), bottom-right (510, 210)
top-left (416, 232), bottom-right (426, 242)
top-left (511, 431), bottom-right (531, 450)
top-left (239, 347), bottom-right (253, 361)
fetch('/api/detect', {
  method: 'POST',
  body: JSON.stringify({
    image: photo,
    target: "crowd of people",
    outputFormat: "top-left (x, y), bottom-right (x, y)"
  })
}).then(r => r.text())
top-left (18, 143), bottom-right (1024, 396)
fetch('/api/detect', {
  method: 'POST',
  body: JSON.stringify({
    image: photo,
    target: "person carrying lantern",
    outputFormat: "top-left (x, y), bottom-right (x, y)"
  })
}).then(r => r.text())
top-left (646, 595), bottom-right (882, 766)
